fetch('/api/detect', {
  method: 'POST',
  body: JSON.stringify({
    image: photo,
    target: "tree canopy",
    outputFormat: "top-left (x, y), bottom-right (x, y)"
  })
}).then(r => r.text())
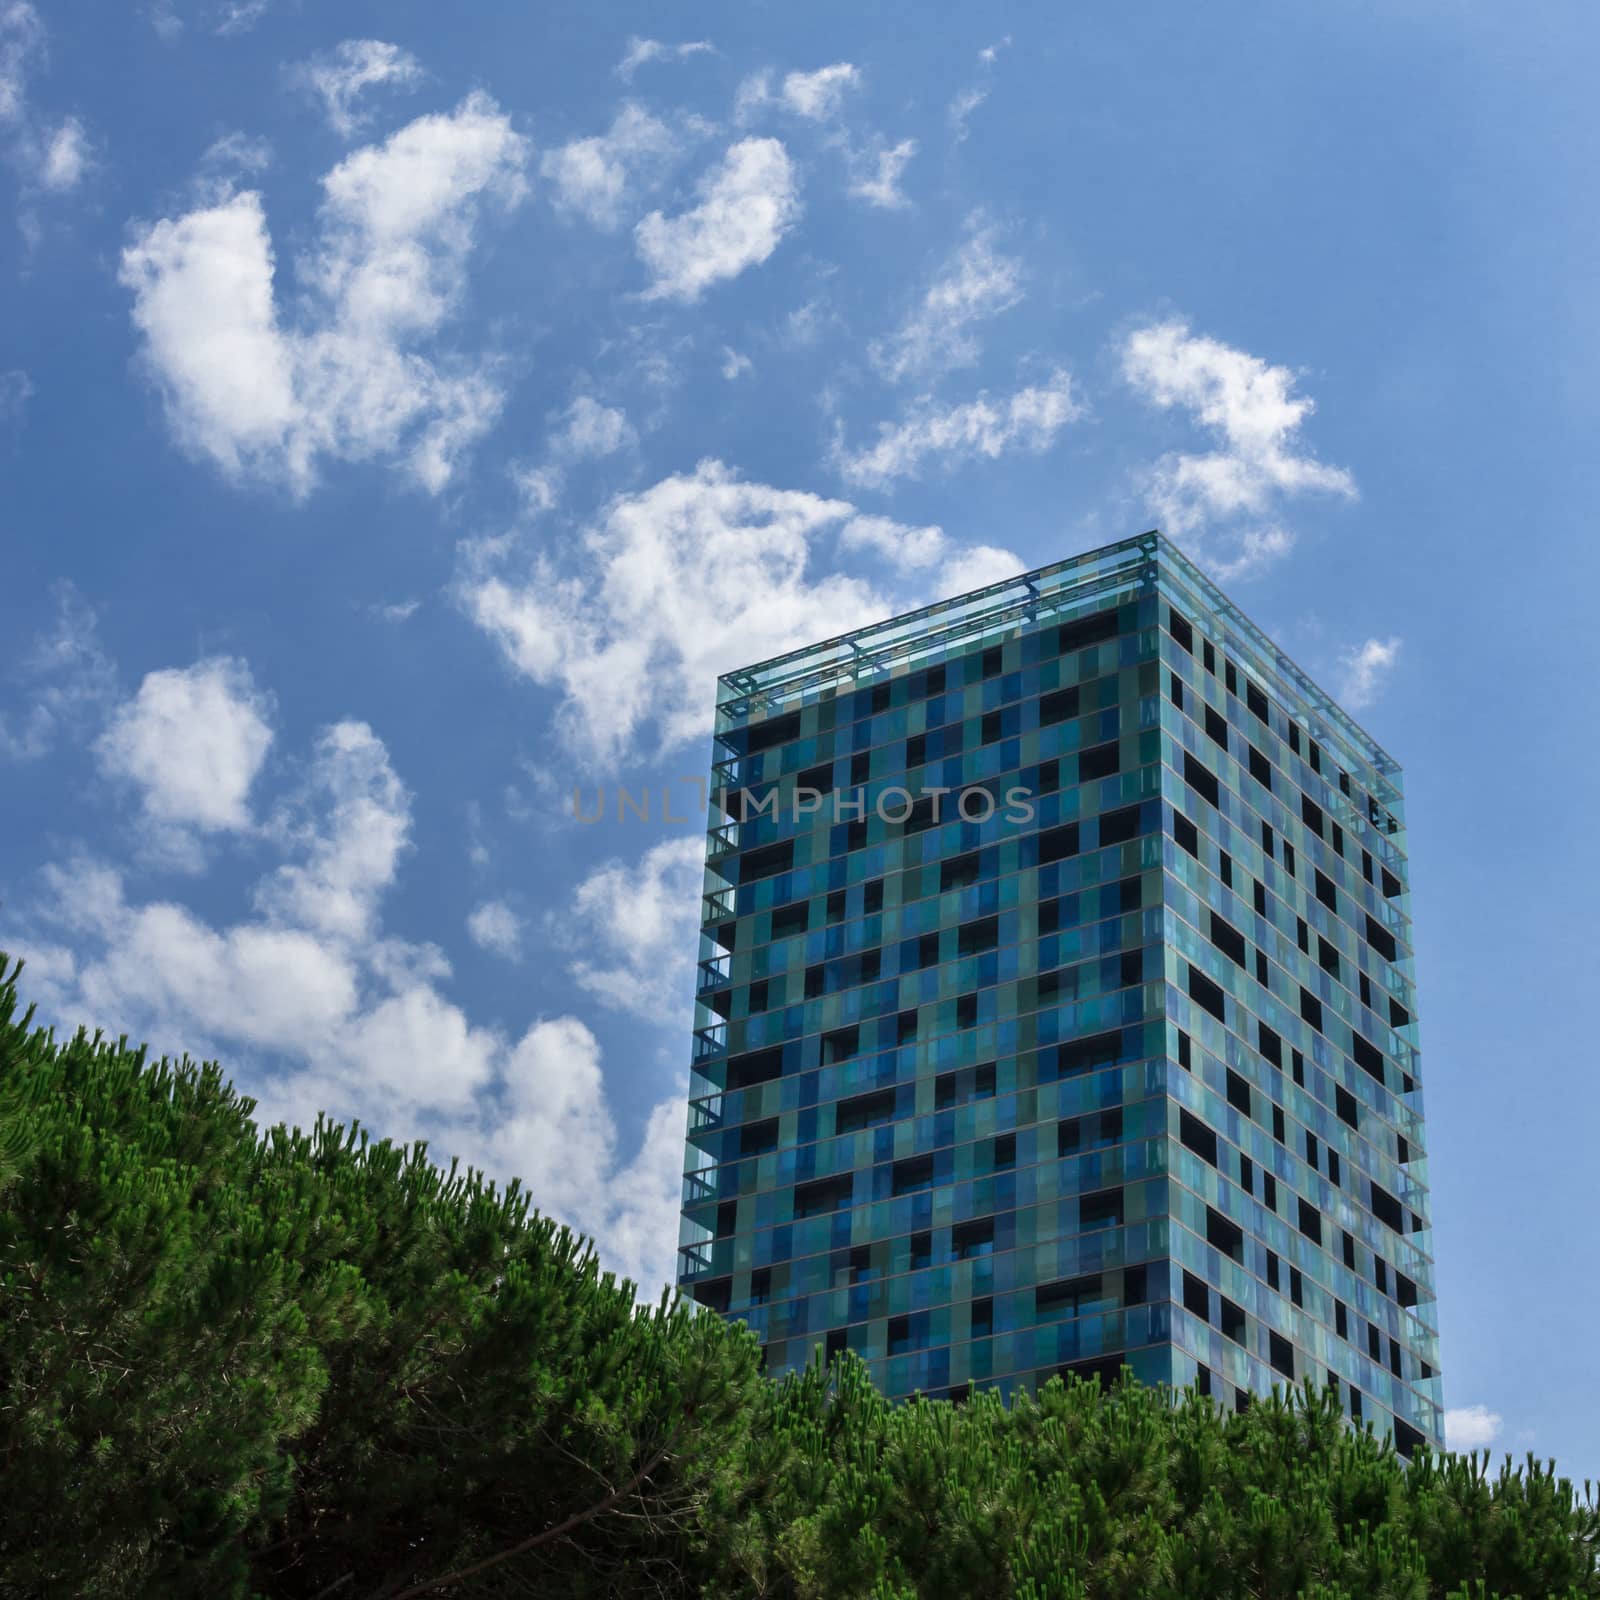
top-left (0, 956), bottom-right (1594, 1599)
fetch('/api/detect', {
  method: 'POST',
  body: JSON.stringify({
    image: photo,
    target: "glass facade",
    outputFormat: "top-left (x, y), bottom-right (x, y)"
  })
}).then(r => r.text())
top-left (678, 531), bottom-right (1442, 1455)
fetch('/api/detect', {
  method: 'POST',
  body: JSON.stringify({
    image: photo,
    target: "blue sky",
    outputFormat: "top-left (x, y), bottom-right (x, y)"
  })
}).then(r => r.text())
top-left (1, 1), bottom-right (1596, 1473)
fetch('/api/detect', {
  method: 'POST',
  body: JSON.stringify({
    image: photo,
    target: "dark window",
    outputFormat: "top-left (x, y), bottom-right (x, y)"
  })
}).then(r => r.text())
top-left (1328, 1149), bottom-right (1341, 1187)
top-left (772, 902), bottom-right (808, 939)
top-left (1381, 865), bottom-right (1403, 899)
top-left (1120, 948), bottom-right (1144, 988)
top-left (864, 879), bottom-right (884, 914)
top-left (1266, 1250), bottom-right (1280, 1290)
top-left (694, 1277), bottom-right (731, 1313)
top-left (1099, 805), bottom-right (1142, 846)
top-left (1209, 912), bottom-right (1246, 968)
top-left (1038, 822), bottom-right (1081, 865)
top-left (958, 916), bottom-right (998, 956)
top-left (826, 889), bottom-right (847, 923)
top-left (1224, 660), bottom-right (1238, 695)
top-left (1272, 1105), bottom-right (1286, 1144)
top-left (799, 762), bottom-right (831, 794)
top-left (952, 1217), bottom-right (994, 1259)
top-left (1058, 1029), bottom-right (1125, 1077)
top-left (992, 1132), bottom-right (1016, 1168)
top-left (1187, 964), bottom-right (1226, 1022)
top-left (1264, 1172), bottom-right (1278, 1209)
top-left (1184, 752), bottom-right (1220, 807)
top-left (1183, 1270), bottom-right (1210, 1320)
top-left (1173, 811), bottom-right (1199, 857)
top-left (851, 751), bottom-right (871, 786)
top-left (1257, 1022), bottom-right (1282, 1068)
top-left (1269, 1331), bottom-right (1295, 1378)
top-left (1058, 609), bottom-right (1120, 653)
top-left (910, 1231), bottom-right (932, 1269)
top-left (1247, 681), bottom-right (1269, 722)
top-left (892, 1156), bottom-right (935, 1196)
top-left (897, 1009), bottom-right (919, 1044)
top-left (1196, 1366), bottom-right (1212, 1397)
top-left (1255, 949), bottom-right (1269, 986)
top-left (1370, 1182), bottom-right (1404, 1233)
top-left (1058, 1117), bottom-right (1082, 1155)
top-left (1393, 1418), bottom-right (1425, 1460)
top-left (981, 645), bottom-right (1003, 678)
top-left (1220, 1295), bottom-right (1245, 1343)
top-left (1079, 741), bottom-right (1120, 781)
top-left (1296, 918), bottom-right (1309, 954)
top-left (836, 1088), bottom-right (897, 1134)
top-left (1203, 640), bottom-right (1216, 674)
top-left (741, 839), bottom-right (795, 881)
top-left (1253, 877), bottom-right (1268, 916)
top-left (1180, 1110), bottom-right (1219, 1166)
top-left (728, 1046), bottom-right (783, 1088)
top-left (1343, 1230), bottom-right (1357, 1269)
top-left (1318, 935), bottom-right (1340, 977)
top-left (1315, 870), bottom-right (1339, 913)
top-left (1206, 1206), bottom-right (1244, 1260)
top-left (1335, 1301), bottom-right (1348, 1339)
top-left (941, 850), bottom-right (981, 891)
top-left (1240, 1153), bottom-right (1254, 1192)
top-left (1080, 1187), bottom-right (1124, 1229)
top-left (1169, 672), bottom-right (1183, 711)
top-left (970, 1298), bottom-right (993, 1338)
top-left (1336, 1085), bottom-right (1360, 1128)
top-left (1298, 1198), bottom-right (1323, 1244)
top-left (1040, 685), bottom-right (1081, 725)
top-left (796, 1175), bottom-right (853, 1217)
top-left (1302, 794), bottom-right (1325, 837)
top-left (905, 733), bottom-right (926, 768)
top-left (746, 710), bottom-right (800, 753)
top-left (1169, 607), bottom-right (1194, 652)
top-left (956, 993), bottom-right (978, 1030)
top-left (1300, 989), bottom-right (1324, 1032)
top-left (1226, 1069), bottom-right (1252, 1116)
top-left (1178, 1029), bottom-right (1192, 1070)
top-left (1306, 1131), bottom-right (1320, 1171)
top-left (1219, 851), bottom-right (1233, 889)
top-left (1309, 739), bottom-right (1322, 774)
top-left (1248, 744), bottom-right (1271, 788)
top-left (1205, 704), bottom-right (1229, 748)
top-left (1352, 1033), bottom-right (1386, 1082)
top-left (716, 1200), bottom-right (737, 1237)
top-left (1283, 840), bottom-right (1296, 878)
top-left (1366, 914), bottom-right (1398, 963)
top-left (1397, 1272), bottom-right (1418, 1309)
top-left (1291, 1049), bottom-right (1305, 1087)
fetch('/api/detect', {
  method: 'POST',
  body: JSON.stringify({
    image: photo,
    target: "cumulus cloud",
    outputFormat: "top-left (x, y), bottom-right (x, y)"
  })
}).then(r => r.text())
top-left (14, 698), bottom-right (687, 1294)
top-left (0, 1), bottom-right (43, 127)
top-left (1, 3), bottom-right (94, 199)
top-left (1445, 1405), bottom-right (1504, 1453)
top-left (836, 369), bottom-right (1084, 489)
top-left (720, 347), bottom-right (753, 380)
top-left (36, 114), bottom-right (87, 190)
top-left (848, 137), bottom-right (916, 209)
top-left (1335, 635), bottom-right (1402, 712)
top-left (551, 394), bottom-right (633, 459)
top-left (780, 62), bottom-right (860, 120)
top-left (0, 581), bottom-right (116, 762)
top-left (870, 225), bottom-right (1024, 383)
top-left (635, 137), bottom-right (799, 303)
top-left (460, 460), bottom-right (884, 762)
top-left (839, 513), bottom-right (949, 571)
top-left (568, 836), bottom-right (704, 1021)
top-left (615, 35), bottom-right (713, 83)
top-left (1121, 320), bottom-right (1356, 577)
top-left (540, 103), bottom-right (680, 231)
top-left (292, 39), bottom-right (423, 138)
top-left (96, 657), bottom-right (274, 836)
top-left (119, 93), bottom-right (528, 497)
top-left (467, 898), bottom-right (523, 960)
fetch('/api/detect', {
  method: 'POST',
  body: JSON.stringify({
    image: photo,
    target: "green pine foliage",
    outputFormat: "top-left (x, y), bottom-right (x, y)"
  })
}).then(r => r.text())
top-left (0, 955), bottom-right (1595, 1598)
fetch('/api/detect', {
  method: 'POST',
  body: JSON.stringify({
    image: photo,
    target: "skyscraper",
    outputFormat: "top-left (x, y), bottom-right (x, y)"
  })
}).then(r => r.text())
top-left (678, 531), bottom-right (1441, 1455)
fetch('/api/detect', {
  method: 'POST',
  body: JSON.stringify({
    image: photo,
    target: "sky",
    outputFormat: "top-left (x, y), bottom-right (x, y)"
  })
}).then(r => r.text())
top-left (1, 0), bottom-right (1596, 1475)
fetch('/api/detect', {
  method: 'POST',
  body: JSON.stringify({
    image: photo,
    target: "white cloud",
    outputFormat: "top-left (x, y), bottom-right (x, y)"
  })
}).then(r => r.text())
top-left (839, 513), bottom-right (948, 570)
top-left (568, 836), bottom-right (704, 1021)
top-left (96, 657), bottom-right (275, 835)
top-left (932, 542), bottom-right (1023, 595)
top-left (37, 115), bottom-right (86, 190)
top-left (255, 720), bottom-right (410, 943)
top-left (467, 898), bottom-right (522, 960)
top-left (460, 460), bottom-right (882, 762)
top-left (1335, 635), bottom-right (1402, 712)
top-left (1121, 320), bottom-right (1356, 576)
top-left (551, 394), bottom-right (633, 459)
top-left (615, 35), bottom-right (713, 83)
top-left (120, 93), bottom-right (528, 498)
top-left (540, 102), bottom-right (679, 231)
top-left (720, 346), bottom-right (753, 380)
top-left (213, 0), bottom-right (270, 36)
top-left (870, 225), bottom-right (1024, 383)
top-left (1444, 1405), bottom-right (1504, 1453)
top-left (836, 369), bottom-right (1084, 489)
top-left (372, 598), bottom-right (421, 623)
top-left (0, 581), bottom-right (116, 761)
top-left (293, 39), bottom-right (423, 138)
top-left (510, 462), bottom-right (561, 516)
top-left (635, 137), bottom-right (799, 303)
top-left (0, 365), bottom-right (30, 427)
top-left (948, 85), bottom-right (988, 142)
top-left (978, 37), bottom-right (1011, 67)
top-left (848, 137), bottom-right (916, 210)
top-left (780, 62), bottom-right (859, 121)
top-left (0, 1), bottom-right (42, 127)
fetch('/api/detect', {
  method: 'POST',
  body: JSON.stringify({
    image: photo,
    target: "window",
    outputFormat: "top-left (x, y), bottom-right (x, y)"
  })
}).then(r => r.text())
top-left (1298, 1198), bottom-right (1322, 1244)
top-left (1370, 1181), bottom-right (1404, 1233)
top-left (992, 1133), bottom-right (1016, 1168)
top-left (728, 1046), bottom-right (783, 1089)
top-left (1058, 610), bottom-right (1120, 653)
top-left (1187, 964), bottom-right (1226, 1022)
top-left (1253, 878), bottom-right (1267, 916)
top-left (1180, 1109), bottom-right (1219, 1166)
top-left (1205, 705), bottom-right (1229, 748)
top-left (864, 878), bottom-right (884, 914)
top-left (1266, 1251), bottom-right (1280, 1290)
top-left (1058, 1029), bottom-right (1125, 1076)
top-left (1040, 685), bottom-right (1081, 725)
top-left (941, 851), bottom-right (981, 891)
top-left (1169, 607), bottom-right (1194, 652)
top-left (1300, 989), bottom-right (1324, 1032)
top-left (1220, 1295), bottom-right (1245, 1343)
top-left (739, 1117), bottom-right (779, 1155)
top-left (826, 889), bottom-right (847, 923)
top-left (1336, 1085), bottom-right (1360, 1128)
top-left (1301, 794), bottom-right (1325, 838)
top-left (1174, 811), bottom-right (1200, 857)
top-left (1224, 660), bottom-right (1238, 695)
top-left (958, 916), bottom-right (998, 956)
top-left (1079, 741), bottom-right (1120, 781)
top-left (1099, 805), bottom-right (1142, 846)
top-left (745, 710), bottom-right (800, 753)
top-left (1080, 1187), bottom-right (1124, 1229)
top-left (1352, 1033), bottom-right (1385, 1082)
top-left (796, 1175), bottom-right (853, 1217)
top-left (1219, 851), bottom-right (1233, 889)
top-left (1263, 1172), bottom-right (1278, 1209)
top-left (1203, 640), bottom-right (1216, 674)
top-left (742, 840), bottom-right (795, 880)
top-left (1336, 1301), bottom-right (1348, 1339)
top-left (1269, 1331), bottom-right (1295, 1379)
top-left (1170, 672), bottom-right (1184, 710)
top-left (952, 1217), bottom-right (994, 1260)
top-left (1206, 1206), bottom-right (1244, 1260)
top-left (1249, 744), bottom-right (1272, 787)
top-left (1366, 914), bottom-right (1398, 963)
top-left (1183, 1270), bottom-right (1210, 1320)
top-left (1318, 936), bottom-right (1340, 977)
top-left (1209, 912), bottom-right (1246, 968)
top-left (1226, 1068), bottom-right (1252, 1116)
top-left (896, 1009), bottom-right (919, 1044)
top-left (1342, 1230), bottom-right (1357, 1269)
top-left (1255, 949), bottom-right (1269, 986)
top-left (910, 1231), bottom-right (932, 1269)
top-left (1038, 822), bottom-right (1081, 864)
top-left (1247, 681), bottom-right (1270, 722)
top-left (836, 1088), bottom-right (897, 1134)
top-left (1316, 870), bottom-right (1338, 912)
top-left (771, 901), bottom-right (808, 939)
top-left (981, 645), bottom-right (1003, 678)
top-left (892, 1156), bottom-right (935, 1196)
top-left (1257, 1022), bottom-right (1282, 1068)
top-left (1240, 1153), bottom-right (1253, 1193)
top-left (1272, 1105), bottom-right (1286, 1143)
top-left (1184, 752), bottom-right (1220, 807)
top-left (1178, 1029), bottom-right (1192, 1070)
